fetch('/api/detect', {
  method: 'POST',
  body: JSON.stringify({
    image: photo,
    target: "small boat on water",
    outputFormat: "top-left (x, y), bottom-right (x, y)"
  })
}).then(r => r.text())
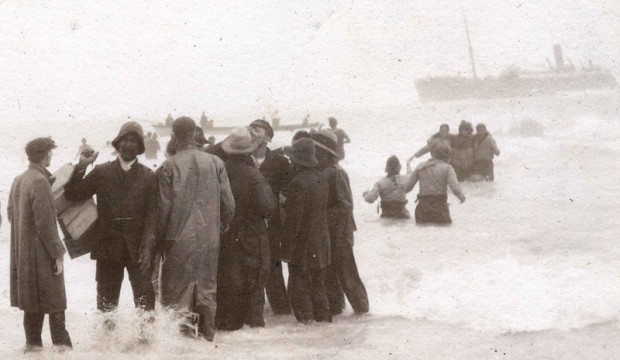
top-left (152, 117), bottom-right (321, 137)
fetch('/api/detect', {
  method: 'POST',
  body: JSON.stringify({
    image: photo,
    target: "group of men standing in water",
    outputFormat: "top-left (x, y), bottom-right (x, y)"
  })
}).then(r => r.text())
top-left (364, 120), bottom-right (500, 223)
top-left (7, 116), bottom-right (368, 351)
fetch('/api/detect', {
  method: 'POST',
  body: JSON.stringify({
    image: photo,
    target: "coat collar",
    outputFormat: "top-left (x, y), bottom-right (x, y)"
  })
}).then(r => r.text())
top-left (28, 163), bottom-right (54, 184)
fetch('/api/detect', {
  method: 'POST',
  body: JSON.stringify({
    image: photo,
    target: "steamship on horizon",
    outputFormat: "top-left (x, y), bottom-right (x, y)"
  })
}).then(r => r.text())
top-left (414, 13), bottom-right (618, 101)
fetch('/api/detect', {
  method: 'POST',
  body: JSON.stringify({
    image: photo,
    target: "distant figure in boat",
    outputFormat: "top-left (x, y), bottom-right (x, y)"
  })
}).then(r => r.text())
top-left (200, 112), bottom-right (209, 129)
top-left (328, 117), bottom-right (350, 160)
top-left (165, 114), bottom-right (174, 127)
top-left (470, 123), bottom-right (500, 181)
top-left (302, 113), bottom-right (310, 128)
top-left (407, 143), bottom-right (466, 224)
top-left (271, 111), bottom-right (281, 130)
top-left (144, 132), bottom-right (161, 160)
top-left (363, 156), bottom-right (414, 219)
top-left (75, 137), bottom-right (93, 160)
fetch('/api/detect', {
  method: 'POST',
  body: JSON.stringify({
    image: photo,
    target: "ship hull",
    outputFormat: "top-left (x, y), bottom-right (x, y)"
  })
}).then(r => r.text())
top-left (415, 71), bottom-right (618, 101)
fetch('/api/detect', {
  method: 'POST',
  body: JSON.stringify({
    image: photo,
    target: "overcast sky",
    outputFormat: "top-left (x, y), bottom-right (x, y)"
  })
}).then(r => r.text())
top-left (0, 0), bottom-right (618, 123)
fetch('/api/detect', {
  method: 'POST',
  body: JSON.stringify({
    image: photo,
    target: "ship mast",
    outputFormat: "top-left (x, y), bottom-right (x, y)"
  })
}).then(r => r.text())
top-left (462, 9), bottom-right (478, 79)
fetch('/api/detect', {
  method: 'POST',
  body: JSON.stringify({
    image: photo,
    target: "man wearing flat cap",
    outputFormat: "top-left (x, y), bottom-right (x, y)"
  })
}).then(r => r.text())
top-left (64, 122), bottom-right (157, 330)
top-left (153, 117), bottom-right (235, 341)
top-left (248, 119), bottom-right (294, 315)
top-left (9, 137), bottom-right (73, 352)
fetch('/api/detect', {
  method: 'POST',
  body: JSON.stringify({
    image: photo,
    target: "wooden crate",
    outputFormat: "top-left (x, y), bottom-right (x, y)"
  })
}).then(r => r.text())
top-left (52, 164), bottom-right (98, 259)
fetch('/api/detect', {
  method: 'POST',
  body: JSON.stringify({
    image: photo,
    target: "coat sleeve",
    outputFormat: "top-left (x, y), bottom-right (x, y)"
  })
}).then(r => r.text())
top-left (491, 137), bottom-right (500, 156)
top-left (363, 182), bottom-right (381, 203)
top-left (327, 169), bottom-right (354, 218)
top-left (64, 165), bottom-right (98, 202)
top-left (414, 144), bottom-right (430, 158)
top-left (404, 170), bottom-right (419, 193)
top-left (278, 156), bottom-right (293, 196)
top-left (156, 163), bottom-right (174, 242)
top-left (217, 161), bottom-right (235, 232)
top-left (251, 172), bottom-right (278, 219)
top-left (281, 179), bottom-right (305, 260)
top-left (31, 178), bottom-right (66, 259)
top-left (446, 166), bottom-right (465, 199)
top-left (140, 173), bottom-right (159, 254)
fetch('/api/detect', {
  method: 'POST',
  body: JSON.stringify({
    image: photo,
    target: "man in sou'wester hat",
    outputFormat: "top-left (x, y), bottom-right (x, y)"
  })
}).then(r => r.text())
top-left (64, 121), bottom-right (157, 332)
top-left (280, 138), bottom-right (332, 323)
top-left (215, 127), bottom-right (277, 330)
top-left (311, 130), bottom-right (369, 316)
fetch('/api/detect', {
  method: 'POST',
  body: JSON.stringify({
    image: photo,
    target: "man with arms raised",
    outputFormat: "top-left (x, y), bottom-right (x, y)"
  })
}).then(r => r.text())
top-left (64, 122), bottom-right (157, 330)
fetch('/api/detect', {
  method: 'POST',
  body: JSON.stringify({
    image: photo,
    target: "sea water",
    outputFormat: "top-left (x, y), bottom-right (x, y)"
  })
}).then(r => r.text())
top-left (0, 90), bottom-right (619, 358)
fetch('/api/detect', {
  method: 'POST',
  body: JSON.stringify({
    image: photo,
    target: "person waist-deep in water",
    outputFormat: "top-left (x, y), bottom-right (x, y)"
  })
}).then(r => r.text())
top-left (363, 155), bottom-right (415, 219)
top-left (9, 137), bottom-right (73, 353)
top-left (406, 143), bottom-right (466, 224)
top-left (472, 123), bottom-right (500, 181)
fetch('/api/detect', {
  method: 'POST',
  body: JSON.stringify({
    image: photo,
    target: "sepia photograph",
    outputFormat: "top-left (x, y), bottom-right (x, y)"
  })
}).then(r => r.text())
top-left (0, 1), bottom-right (618, 359)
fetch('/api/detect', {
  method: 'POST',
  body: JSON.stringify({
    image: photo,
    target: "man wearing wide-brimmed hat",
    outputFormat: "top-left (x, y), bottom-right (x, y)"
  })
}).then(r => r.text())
top-left (406, 142), bottom-right (466, 224)
top-left (311, 130), bottom-right (369, 316)
top-left (248, 119), bottom-right (294, 315)
top-left (9, 137), bottom-right (73, 352)
top-left (281, 138), bottom-right (332, 323)
top-left (65, 121), bottom-right (157, 330)
top-left (153, 117), bottom-right (235, 341)
top-left (215, 127), bottom-right (277, 330)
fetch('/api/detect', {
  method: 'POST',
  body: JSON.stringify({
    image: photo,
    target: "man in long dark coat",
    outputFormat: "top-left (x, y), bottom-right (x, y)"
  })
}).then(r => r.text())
top-left (248, 119), bottom-right (293, 315)
top-left (216, 127), bottom-right (277, 330)
top-left (64, 122), bottom-right (156, 328)
top-left (9, 137), bottom-right (72, 352)
top-left (153, 117), bottom-right (235, 341)
top-left (312, 130), bottom-right (369, 316)
top-left (281, 138), bottom-right (332, 323)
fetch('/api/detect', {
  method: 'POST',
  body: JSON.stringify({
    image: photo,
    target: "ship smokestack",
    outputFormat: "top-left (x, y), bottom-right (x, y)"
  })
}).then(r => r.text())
top-left (553, 44), bottom-right (564, 71)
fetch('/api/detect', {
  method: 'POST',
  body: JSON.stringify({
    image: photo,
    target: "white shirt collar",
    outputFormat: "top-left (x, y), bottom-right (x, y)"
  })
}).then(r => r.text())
top-left (118, 156), bottom-right (137, 172)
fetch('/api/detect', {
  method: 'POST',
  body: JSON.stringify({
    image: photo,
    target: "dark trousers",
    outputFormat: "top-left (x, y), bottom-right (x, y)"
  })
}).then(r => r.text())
top-left (24, 312), bottom-right (72, 348)
top-left (216, 238), bottom-right (268, 330)
top-left (415, 194), bottom-right (451, 224)
top-left (473, 159), bottom-right (495, 181)
top-left (325, 233), bottom-right (370, 315)
top-left (380, 201), bottom-right (411, 219)
top-left (288, 266), bottom-right (331, 323)
top-left (265, 259), bottom-right (292, 314)
top-left (96, 259), bottom-right (155, 312)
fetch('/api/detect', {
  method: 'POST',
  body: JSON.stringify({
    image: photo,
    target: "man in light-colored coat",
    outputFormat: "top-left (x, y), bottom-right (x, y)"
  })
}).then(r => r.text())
top-left (152, 117), bottom-right (235, 341)
top-left (8, 137), bottom-right (72, 352)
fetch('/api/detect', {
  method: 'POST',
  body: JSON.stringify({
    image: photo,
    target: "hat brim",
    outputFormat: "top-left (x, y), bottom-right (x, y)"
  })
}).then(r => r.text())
top-left (249, 123), bottom-right (274, 138)
top-left (111, 133), bottom-right (145, 155)
top-left (283, 146), bottom-right (319, 168)
top-left (221, 136), bottom-right (259, 154)
top-left (312, 140), bottom-right (342, 159)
